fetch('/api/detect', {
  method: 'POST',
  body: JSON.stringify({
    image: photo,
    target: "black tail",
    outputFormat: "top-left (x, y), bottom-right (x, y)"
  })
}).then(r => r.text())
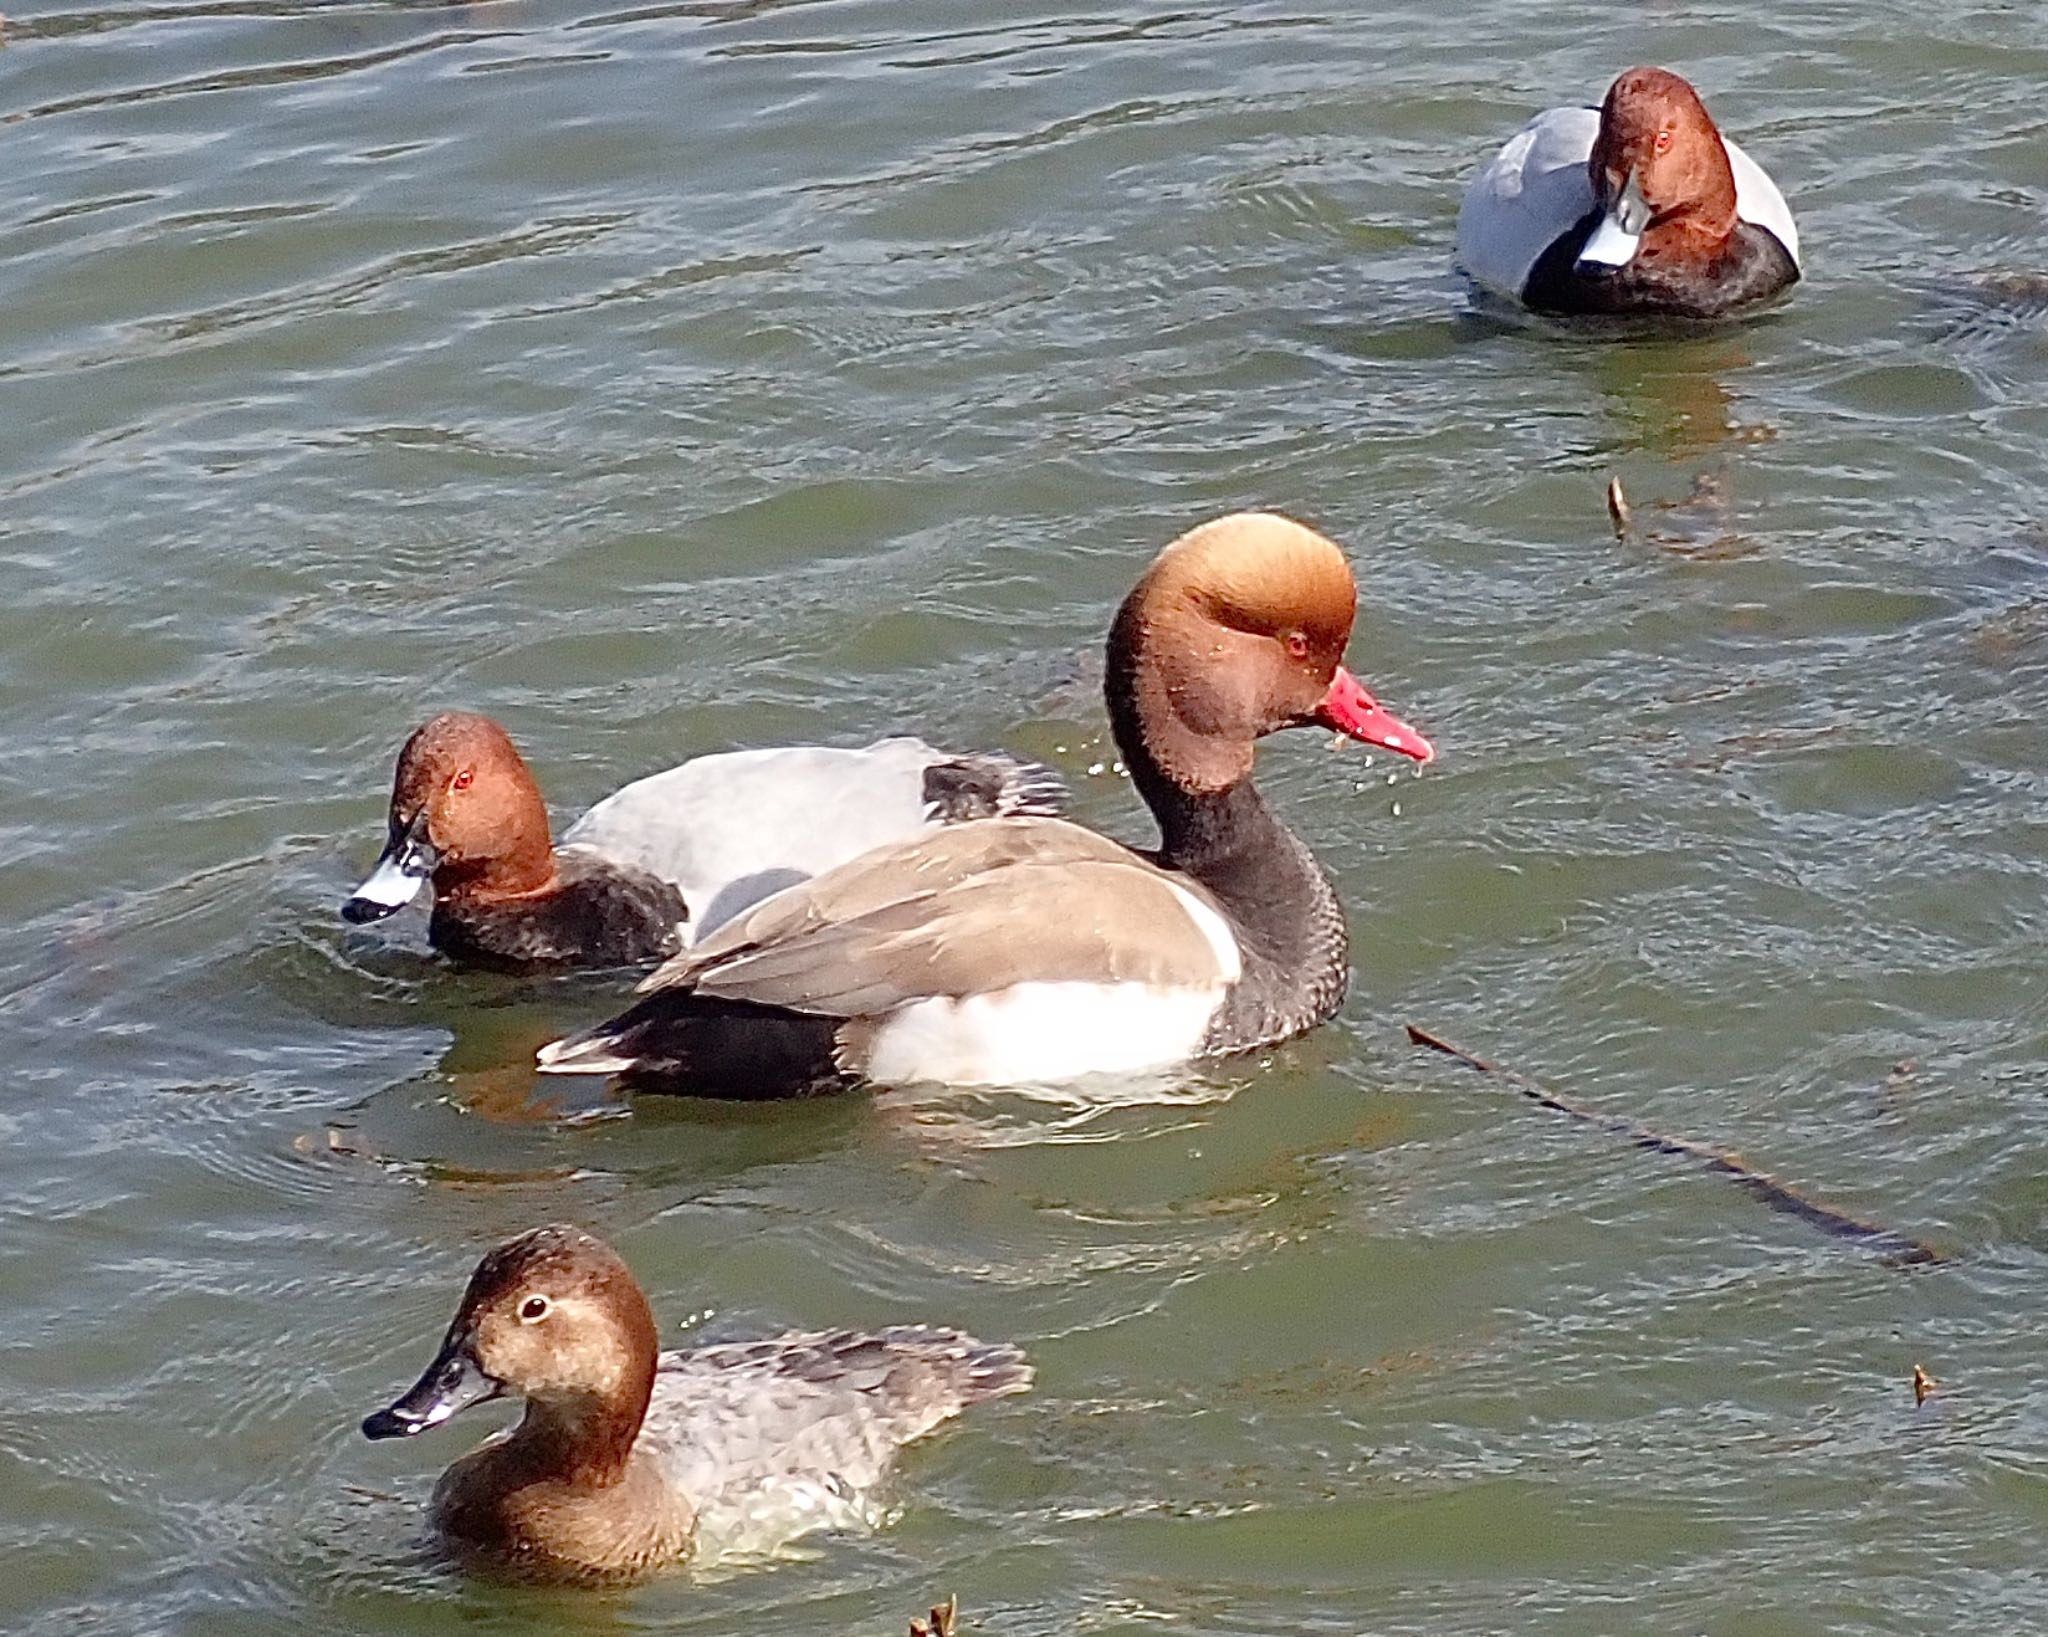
top-left (538, 994), bottom-right (849, 1099)
top-left (920, 752), bottom-right (1067, 823)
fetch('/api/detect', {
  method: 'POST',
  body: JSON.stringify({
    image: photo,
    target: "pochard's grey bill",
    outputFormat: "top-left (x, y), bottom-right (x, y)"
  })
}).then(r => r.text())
top-left (341, 813), bottom-right (439, 924)
top-left (1577, 169), bottom-right (1651, 270)
top-left (361, 1339), bottom-right (501, 1440)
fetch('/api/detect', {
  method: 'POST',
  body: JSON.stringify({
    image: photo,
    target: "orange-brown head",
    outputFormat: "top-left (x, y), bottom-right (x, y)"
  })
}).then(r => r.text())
top-left (342, 712), bottom-right (557, 923)
top-left (1579, 67), bottom-right (1739, 272)
top-left (1106, 511), bottom-right (1433, 799)
top-left (363, 1225), bottom-right (661, 1486)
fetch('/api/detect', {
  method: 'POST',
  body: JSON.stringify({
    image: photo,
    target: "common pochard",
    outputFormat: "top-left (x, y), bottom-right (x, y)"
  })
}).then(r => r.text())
top-left (342, 715), bottom-right (1065, 967)
top-left (1456, 66), bottom-right (1800, 318)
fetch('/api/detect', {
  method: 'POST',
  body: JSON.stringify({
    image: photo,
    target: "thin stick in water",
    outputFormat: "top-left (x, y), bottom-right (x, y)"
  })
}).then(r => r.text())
top-left (1404, 1025), bottom-right (1942, 1266)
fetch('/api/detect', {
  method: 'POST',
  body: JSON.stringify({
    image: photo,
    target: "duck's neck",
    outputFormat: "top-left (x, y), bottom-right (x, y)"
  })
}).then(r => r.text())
top-left (508, 1387), bottom-right (646, 1490)
top-left (1111, 679), bottom-right (1349, 1019)
top-left (436, 846), bottom-right (561, 908)
top-left (1156, 775), bottom-right (1343, 937)
top-left (1107, 633), bottom-right (1302, 884)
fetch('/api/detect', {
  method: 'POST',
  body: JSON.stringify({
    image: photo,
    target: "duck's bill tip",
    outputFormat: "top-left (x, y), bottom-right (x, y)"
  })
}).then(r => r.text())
top-left (360, 1405), bottom-right (426, 1440)
top-left (1576, 176), bottom-right (1649, 271)
top-left (362, 1343), bottom-right (500, 1440)
top-left (342, 850), bottom-right (430, 922)
top-left (1316, 668), bottom-right (1435, 764)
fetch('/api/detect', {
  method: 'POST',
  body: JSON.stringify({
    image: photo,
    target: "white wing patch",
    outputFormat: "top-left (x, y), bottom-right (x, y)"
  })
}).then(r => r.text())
top-left (1164, 880), bottom-right (1242, 984)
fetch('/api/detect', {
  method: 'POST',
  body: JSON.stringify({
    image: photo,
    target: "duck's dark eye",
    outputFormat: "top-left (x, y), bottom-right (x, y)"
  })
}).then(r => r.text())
top-left (452, 768), bottom-right (475, 792)
top-left (519, 1295), bottom-right (550, 1323)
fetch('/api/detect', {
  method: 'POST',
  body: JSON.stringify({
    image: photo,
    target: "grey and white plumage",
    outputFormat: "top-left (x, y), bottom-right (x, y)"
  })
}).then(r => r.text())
top-left (537, 514), bottom-right (1437, 1094)
top-left (564, 738), bottom-right (1067, 944)
top-left (360, 1224), bottom-right (1031, 1578)
top-left (343, 715), bottom-right (1066, 970)
top-left (1456, 105), bottom-right (1799, 306)
top-left (636, 1327), bottom-right (1031, 1558)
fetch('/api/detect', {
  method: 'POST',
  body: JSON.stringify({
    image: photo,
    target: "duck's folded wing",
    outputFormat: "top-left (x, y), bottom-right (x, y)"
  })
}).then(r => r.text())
top-left (1455, 105), bottom-right (1600, 299)
top-left (643, 1328), bottom-right (1030, 1536)
top-left (633, 817), bottom-right (1238, 1018)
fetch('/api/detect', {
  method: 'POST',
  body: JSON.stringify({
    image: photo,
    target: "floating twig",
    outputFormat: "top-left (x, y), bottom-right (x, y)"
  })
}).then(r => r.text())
top-left (910, 1594), bottom-right (958, 1637)
top-left (1912, 1364), bottom-right (1937, 1406)
top-left (1404, 1025), bottom-right (1942, 1266)
top-left (1606, 475), bottom-right (1633, 540)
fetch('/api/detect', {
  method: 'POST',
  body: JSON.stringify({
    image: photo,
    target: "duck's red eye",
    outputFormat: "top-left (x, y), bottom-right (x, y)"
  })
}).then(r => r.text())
top-left (1284, 631), bottom-right (1310, 660)
top-left (1653, 129), bottom-right (1673, 155)
top-left (451, 768), bottom-right (475, 792)
top-left (519, 1295), bottom-right (549, 1322)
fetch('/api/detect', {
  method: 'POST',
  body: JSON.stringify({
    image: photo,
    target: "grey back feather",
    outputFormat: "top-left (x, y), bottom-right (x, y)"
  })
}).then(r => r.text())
top-left (635, 818), bottom-right (1232, 1017)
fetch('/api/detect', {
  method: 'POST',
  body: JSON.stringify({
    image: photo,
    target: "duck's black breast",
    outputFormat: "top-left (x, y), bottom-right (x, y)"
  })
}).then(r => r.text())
top-left (1523, 212), bottom-right (1799, 319)
top-left (429, 856), bottom-right (688, 969)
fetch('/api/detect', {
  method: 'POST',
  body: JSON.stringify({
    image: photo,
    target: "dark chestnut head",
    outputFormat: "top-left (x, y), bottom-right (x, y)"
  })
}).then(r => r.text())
top-left (1106, 512), bottom-right (1432, 798)
top-left (362, 1225), bottom-right (660, 1480)
top-left (342, 712), bottom-right (556, 922)
top-left (1579, 67), bottom-right (1739, 271)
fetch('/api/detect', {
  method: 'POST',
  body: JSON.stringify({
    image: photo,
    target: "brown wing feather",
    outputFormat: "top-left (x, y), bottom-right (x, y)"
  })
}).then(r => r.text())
top-left (633, 817), bottom-right (1228, 1019)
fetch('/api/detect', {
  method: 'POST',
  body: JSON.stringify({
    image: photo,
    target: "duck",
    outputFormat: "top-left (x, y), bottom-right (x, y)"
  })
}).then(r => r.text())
top-left (360, 1224), bottom-right (1031, 1580)
top-left (1455, 66), bottom-right (1800, 319)
top-left (341, 714), bottom-right (1067, 968)
top-left (535, 511), bottom-right (1434, 1094)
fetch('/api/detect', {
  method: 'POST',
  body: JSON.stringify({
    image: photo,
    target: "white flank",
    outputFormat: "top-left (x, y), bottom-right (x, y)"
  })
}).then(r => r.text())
top-left (1725, 136), bottom-right (1800, 267)
top-left (562, 740), bottom-right (946, 944)
top-left (1164, 880), bottom-right (1242, 984)
top-left (855, 982), bottom-right (1225, 1088)
top-left (349, 853), bottom-right (425, 910)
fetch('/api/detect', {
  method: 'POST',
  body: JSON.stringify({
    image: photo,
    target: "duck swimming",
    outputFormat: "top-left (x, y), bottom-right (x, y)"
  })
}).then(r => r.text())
top-left (361, 1224), bottom-right (1031, 1580)
top-left (1456, 66), bottom-right (1800, 319)
top-left (536, 511), bottom-right (1433, 1094)
top-left (342, 714), bottom-right (1065, 968)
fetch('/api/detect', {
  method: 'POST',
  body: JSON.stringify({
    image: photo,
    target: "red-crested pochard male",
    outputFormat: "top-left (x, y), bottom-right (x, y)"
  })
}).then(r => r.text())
top-left (342, 716), bottom-right (1065, 968)
top-left (361, 1225), bottom-right (1028, 1579)
top-left (535, 511), bottom-right (1433, 1093)
top-left (1457, 66), bottom-right (1800, 318)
